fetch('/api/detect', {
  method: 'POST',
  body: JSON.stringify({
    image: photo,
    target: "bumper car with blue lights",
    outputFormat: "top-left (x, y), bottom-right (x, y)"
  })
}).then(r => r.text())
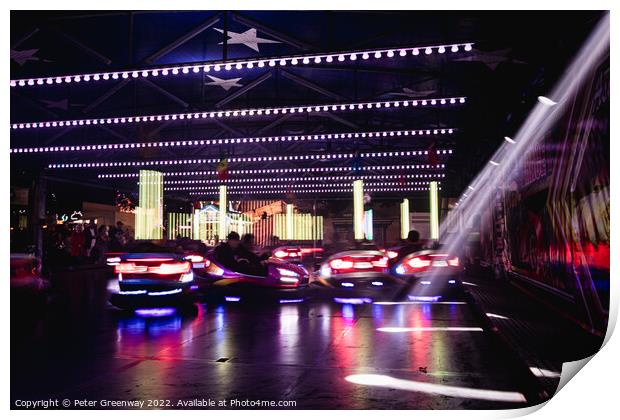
top-left (108, 253), bottom-right (196, 309)
top-left (391, 250), bottom-right (464, 296)
top-left (193, 252), bottom-right (310, 303)
top-left (316, 250), bottom-right (402, 291)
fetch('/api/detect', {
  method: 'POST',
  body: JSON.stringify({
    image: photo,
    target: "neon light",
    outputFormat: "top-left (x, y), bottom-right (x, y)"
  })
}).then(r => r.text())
top-left (134, 307), bottom-right (177, 317)
top-left (13, 98), bottom-right (466, 130)
top-left (371, 281), bottom-right (384, 286)
top-left (400, 198), bottom-right (410, 239)
top-left (48, 149), bottom-right (453, 170)
top-left (334, 297), bottom-right (372, 304)
top-left (344, 374), bottom-right (526, 403)
top-left (277, 268), bottom-right (299, 277)
top-left (279, 298), bottom-right (305, 304)
top-left (224, 296), bottom-right (241, 302)
top-left (341, 282), bottom-right (355, 288)
top-left (373, 301), bottom-right (467, 305)
top-left (280, 277), bottom-right (299, 283)
top-left (420, 281), bottom-right (431, 285)
top-left (11, 128), bottom-right (456, 154)
top-left (363, 209), bottom-right (373, 240)
top-left (377, 327), bottom-right (483, 332)
top-left (10, 43), bottom-right (474, 88)
top-left (218, 185), bottom-right (227, 241)
top-left (486, 313), bottom-right (510, 320)
top-left (148, 288), bottom-right (183, 296)
top-left (98, 166), bottom-right (447, 179)
top-left (135, 170), bottom-right (163, 240)
top-left (429, 181), bottom-right (439, 240)
top-left (118, 290), bottom-right (147, 295)
top-left (448, 280), bottom-right (456, 284)
top-left (353, 179), bottom-right (364, 240)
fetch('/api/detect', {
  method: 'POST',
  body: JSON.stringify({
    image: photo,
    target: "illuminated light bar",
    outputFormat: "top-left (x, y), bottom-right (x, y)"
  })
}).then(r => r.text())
top-left (10, 42), bottom-right (474, 88)
top-left (11, 97), bottom-right (466, 130)
top-left (429, 181), bottom-right (439, 240)
top-left (98, 166), bottom-right (447, 179)
top-left (187, 187), bottom-right (442, 195)
top-left (400, 198), bottom-right (410, 239)
top-left (218, 185), bottom-right (227, 241)
top-left (135, 170), bottom-right (163, 240)
top-left (377, 327), bottom-right (483, 332)
top-left (161, 176), bottom-right (443, 185)
top-left (333, 297), bottom-right (372, 304)
top-left (164, 181), bottom-right (441, 190)
top-left (10, 128), bottom-right (456, 154)
top-left (48, 149), bottom-right (453, 169)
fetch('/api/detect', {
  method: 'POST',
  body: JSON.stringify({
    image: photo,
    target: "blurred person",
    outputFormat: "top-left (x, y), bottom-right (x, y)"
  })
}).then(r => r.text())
top-left (214, 231), bottom-right (241, 270)
top-left (84, 220), bottom-right (97, 258)
top-left (70, 224), bottom-right (86, 261)
top-left (398, 229), bottom-right (423, 259)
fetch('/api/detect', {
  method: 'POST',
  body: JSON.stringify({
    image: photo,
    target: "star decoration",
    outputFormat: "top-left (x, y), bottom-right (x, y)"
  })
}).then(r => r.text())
top-left (454, 48), bottom-right (527, 70)
top-left (214, 28), bottom-right (280, 52)
top-left (11, 48), bottom-right (40, 66)
top-left (205, 75), bottom-right (243, 91)
top-left (389, 88), bottom-right (438, 98)
top-left (40, 99), bottom-right (69, 111)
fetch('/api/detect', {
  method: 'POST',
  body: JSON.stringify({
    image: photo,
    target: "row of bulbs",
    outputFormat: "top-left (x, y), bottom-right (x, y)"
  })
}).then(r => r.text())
top-left (11, 128), bottom-right (456, 154)
top-left (11, 98), bottom-right (466, 130)
top-left (164, 181), bottom-right (441, 190)
top-left (162, 175), bottom-right (445, 184)
top-left (97, 165), bottom-right (447, 178)
top-left (49, 150), bottom-right (453, 169)
top-left (187, 186), bottom-right (442, 195)
top-left (10, 43), bottom-right (474, 88)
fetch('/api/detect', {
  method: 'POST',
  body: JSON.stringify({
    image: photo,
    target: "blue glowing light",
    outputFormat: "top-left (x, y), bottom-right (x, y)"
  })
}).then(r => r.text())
top-left (407, 295), bottom-right (441, 302)
top-left (134, 307), bottom-right (177, 317)
top-left (341, 282), bottom-right (355, 288)
top-left (279, 298), bottom-right (304, 304)
top-left (148, 288), bottom-right (183, 296)
top-left (371, 281), bottom-right (384, 286)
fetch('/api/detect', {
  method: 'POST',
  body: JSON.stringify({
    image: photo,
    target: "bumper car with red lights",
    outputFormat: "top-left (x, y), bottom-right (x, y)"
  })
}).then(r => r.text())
top-left (392, 250), bottom-right (464, 294)
top-left (194, 252), bottom-right (310, 302)
top-left (316, 250), bottom-right (402, 290)
top-left (108, 253), bottom-right (196, 309)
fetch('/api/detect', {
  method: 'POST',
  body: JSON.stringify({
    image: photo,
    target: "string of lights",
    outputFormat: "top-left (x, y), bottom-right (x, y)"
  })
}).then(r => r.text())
top-left (97, 164), bottom-right (447, 178)
top-left (10, 42), bottom-right (474, 88)
top-left (160, 174), bottom-right (445, 185)
top-left (10, 128), bottom-right (456, 154)
top-left (11, 97), bottom-right (466, 130)
top-left (164, 181), bottom-right (441, 190)
top-left (49, 149), bottom-right (452, 169)
top-left (186, 186), bottom-right (442, 195)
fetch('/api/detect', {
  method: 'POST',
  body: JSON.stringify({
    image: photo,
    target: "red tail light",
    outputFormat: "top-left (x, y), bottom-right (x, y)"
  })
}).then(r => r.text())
top-left (386, 251), bottom-right (398, 259)
top-left (448, 257), bottom-right (460, 266)
top-left (274, 248), bottom-right (302, 259)
top-left (372, 257), bottom-right (389, 268)
top-left (115, 261), bottom-right (191, 275)
top-left (274, 250), bottom-right (289, 258)
top-left (407, 257), bottom-right (432, 269)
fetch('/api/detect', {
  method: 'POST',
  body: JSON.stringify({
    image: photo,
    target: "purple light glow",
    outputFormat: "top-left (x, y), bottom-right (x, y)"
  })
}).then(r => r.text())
top-left (407, 295), bottom-right (442, 302)
top-left (279, 298), bottom-right (305, 304)
top-left (334, 297), bottom-right (372, 304)
top-left (224, 296), bottom-right (241, 302)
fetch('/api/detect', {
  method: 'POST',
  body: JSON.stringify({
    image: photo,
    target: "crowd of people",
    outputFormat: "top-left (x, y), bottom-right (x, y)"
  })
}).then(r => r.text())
top-left (43, 220), bottom-right (134, 270)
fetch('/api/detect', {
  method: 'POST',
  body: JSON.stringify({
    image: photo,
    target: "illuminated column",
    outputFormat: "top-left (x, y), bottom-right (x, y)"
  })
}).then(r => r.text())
top-left (400, 198), bottom-right (410, 239)
top-left (363, 209), bottom-right (373, 240)
top-left (136, 170), bottom-right (163, 240)
top-left (429, 181), bottom-right (439, 240)
top-left (286, 204), bottom-right (294, 240)
top-left (353, 179), bottom-right (364, 240)
top-left (218, 185), bottom-right (227, 241)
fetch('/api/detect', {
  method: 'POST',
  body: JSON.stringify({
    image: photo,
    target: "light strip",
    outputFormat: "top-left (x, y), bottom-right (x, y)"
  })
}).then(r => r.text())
top-left (400, 198), bottom-right (410, 239)
top-left (219, 185), bottom-right (227, 241)
top-left (11, 97), bottom-right (466, 130)
top-left (377, 327), bottom-right (483, 332)
top-left (187, 187), bottom-right (441, 195)
top-left (429, 180), bottom-right (439, 240)
top-left (10, 128), bottom-right (456, 154)
top-left (10, 43), bottom-right (474, 88)
top-left (98, 166), bottom-right (446, 179)
top-left (164, 182), bottom-right (441, 190)
top-left (162, 177), bottom-right (441, 185)
top-left (48, 149), bottom-right (453, 169)
top-left (353, 179), bottom-right (364, 240)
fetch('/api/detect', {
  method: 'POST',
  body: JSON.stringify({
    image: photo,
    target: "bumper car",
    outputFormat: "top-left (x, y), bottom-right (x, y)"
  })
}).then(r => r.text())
top-left (108, 252), bottom-right (196, 310)
top-left (391, 250), bottom-right (464, 299)
top-left (194, 252), bottom-right (310, 303)
top-left (316, 250), bottom-right (402, 290)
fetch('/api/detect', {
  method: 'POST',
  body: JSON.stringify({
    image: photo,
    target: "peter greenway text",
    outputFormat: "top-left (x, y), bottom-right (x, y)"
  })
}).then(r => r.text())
top-left (13, 398), bottom-right (298, 409)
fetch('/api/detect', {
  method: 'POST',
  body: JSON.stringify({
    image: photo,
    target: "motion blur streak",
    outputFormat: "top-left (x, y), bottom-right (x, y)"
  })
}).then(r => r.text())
top-left (436, 13), bottom-right (610, 292)
top-left (345, 374), bottom-right (527, 402)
